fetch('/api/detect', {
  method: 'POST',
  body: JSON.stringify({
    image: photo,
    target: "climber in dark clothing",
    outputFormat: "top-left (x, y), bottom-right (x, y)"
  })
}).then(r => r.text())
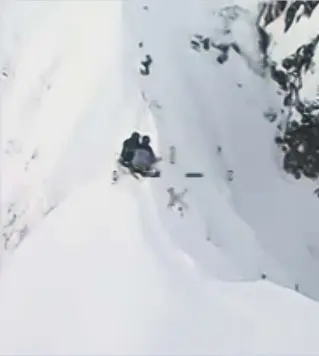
top-left (139, 135), bottom-right (156, 163)
top-left (119, 131), bottom-right (141, 167)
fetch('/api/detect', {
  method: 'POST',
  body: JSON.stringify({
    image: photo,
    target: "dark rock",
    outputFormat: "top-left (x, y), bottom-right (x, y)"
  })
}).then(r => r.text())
top-left (230, 42), bottom-right (241, 55)
top-left (190, 40), bottom-right (200, 51)
top-left (258, 1), bottom-right (317, 34)
top-left (257, 25), bottom-right (270, 55)
top-left (261, 1), bottom-right (287, 27)
top-left (217, 53), bottom-right (228, 64)
top-left (264, 108), bottom-right (278, 122)
top-left (270, 64), bottom-right (288, 90)
top-left (304, 1), bottom-right (319, 17)
top-left (202, 38), bottom-right (210, 51)
top-left (275, 136), bottom-right (284, 144)
top-left (284, 1), bottom-right (303, 32)
top-left (140, 54), bottom-right (153, 76)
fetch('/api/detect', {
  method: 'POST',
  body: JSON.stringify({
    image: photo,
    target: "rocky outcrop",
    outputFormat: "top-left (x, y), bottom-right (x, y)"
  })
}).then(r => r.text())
top-left (257, 1), bottom-right (318, 33)
top-left (257, 2), bottom-right (319, 181)
top-left (190, 2), bottom-right (319, 181)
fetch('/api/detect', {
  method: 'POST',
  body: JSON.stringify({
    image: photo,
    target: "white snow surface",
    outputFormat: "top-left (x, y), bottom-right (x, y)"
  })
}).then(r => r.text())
top-left (0, 0), bottom-right (319, 354)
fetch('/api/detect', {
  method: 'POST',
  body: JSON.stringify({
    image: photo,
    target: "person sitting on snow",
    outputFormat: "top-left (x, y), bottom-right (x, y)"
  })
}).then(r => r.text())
top-left (119, 131), bottom-right (141, 166)
top-left (131, 135), bottom-right (159, 175)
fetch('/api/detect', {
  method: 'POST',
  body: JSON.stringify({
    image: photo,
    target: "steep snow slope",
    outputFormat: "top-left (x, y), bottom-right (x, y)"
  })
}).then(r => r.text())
top-left (0, 0), bottom-right (123, 253)
top-left (257, 2), bottom-right (319, 182)
top-left (1, 0), bottom-right (319, 354)
top-left (1, 175), bottom-right (319, 355)
top-left (124, 0), bottom-right (319, 299)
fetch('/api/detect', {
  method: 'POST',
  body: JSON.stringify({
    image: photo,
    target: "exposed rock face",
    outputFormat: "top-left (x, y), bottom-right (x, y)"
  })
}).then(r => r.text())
top-left (190, 6), bottom-right (267, 76)
top-left (257, 1), bottom-right (318, 32)
top-left (191, 1), bottom-right (319, 182)
top-left (257, 1), bottom-right (319, 181)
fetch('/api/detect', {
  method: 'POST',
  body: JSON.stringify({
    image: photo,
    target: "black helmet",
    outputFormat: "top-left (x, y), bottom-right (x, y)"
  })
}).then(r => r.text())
top-left (131, 131), bottom-right (140, 140)
top-left (142, 135), bottom-right (150, 144)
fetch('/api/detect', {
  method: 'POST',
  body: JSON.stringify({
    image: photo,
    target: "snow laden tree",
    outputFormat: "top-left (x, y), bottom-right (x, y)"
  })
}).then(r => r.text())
top-left (190, 2), bottom-right (319, 181)
top-left (257, 1), bottom-right (319, 181)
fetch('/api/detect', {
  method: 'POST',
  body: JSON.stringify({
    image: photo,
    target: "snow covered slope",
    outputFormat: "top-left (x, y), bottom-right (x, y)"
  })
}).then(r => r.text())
top-left (124, 0), bottom-right (319, 298)
top-left (1, 174), bottom-right (319, 355)
top-left (1, 0), bottom-right (123, 252)
top-left (1, 0), bottom-right (319, 354)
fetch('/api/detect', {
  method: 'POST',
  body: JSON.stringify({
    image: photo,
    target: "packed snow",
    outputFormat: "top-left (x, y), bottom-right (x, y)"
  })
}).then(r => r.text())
top-left (1, 0), bottom-right (319, 354)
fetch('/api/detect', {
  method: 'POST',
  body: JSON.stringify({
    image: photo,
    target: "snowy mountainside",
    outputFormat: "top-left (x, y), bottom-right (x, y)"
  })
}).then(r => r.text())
top-left (1, 0), bottom-right (319, 354)
top-left (1, 1), bottom-right (122, 254)
top-left (125, 0), bottom-right (319, 299)
top-left (257, 1), bottom-right (319, 181)
top-left (1, 173), bottom-right (319, 355)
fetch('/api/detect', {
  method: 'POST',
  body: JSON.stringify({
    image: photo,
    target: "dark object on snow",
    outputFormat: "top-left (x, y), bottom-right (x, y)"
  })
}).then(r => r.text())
top-left (138, 42), bottom-right (143, 48)
top-left (118, 133), bottom-right (160, 179)
top-left (139, 135), bottom-right (156, 163)
top-left (134, 168), bottom-right (160, 178)
top-left (217, 53), bottom-right (228, 64)
top-left (263, 109), bottom-right (278, 122)
top-left (112, 170), bottom-right (118, 183)
top-left (275, 108), bottom-right (319, 181)
top-left (284, 1), bottom-right (303, 32)
top-left (265, 34), bottom-right (319, 183)
top-left (227, 170), bottom-right (234, 181)
top-left (167, 187), bottom-right (188, 217)
top-left (202, 37), bottom-right (210, 51)
top-left (119, 132), bottom-right (141, 165)
top-left (185, 172), bottom-right (204, 177)
top-left (190, 34), bottom-right (210, 51)
top-left (258, 2), bottom-right (318, 33)
top-left (131, 148), bottom-right (154, 172)
top-left (169, 145), bottom-right (176, 164)
top-left (269, 63), bottom-right (288, 90)
top-left (257, 25), bottom-right (270, 56)
top-left (230, 42), bottom-right (241, 55)
top-left (130, 136), bottom-right (160, 176)
top-left (140, 55), bottom-right (152, 76)
top-left (190, 40), bottom-right (200, 51)
top-left (112, 164), bottom-right (160, 184)
top-left (148, 170), bottom-right (161, 177)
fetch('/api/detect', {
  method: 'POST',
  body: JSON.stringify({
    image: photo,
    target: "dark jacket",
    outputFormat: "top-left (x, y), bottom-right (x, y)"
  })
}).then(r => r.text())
top-left (120, 138), bottom-right (140, 162)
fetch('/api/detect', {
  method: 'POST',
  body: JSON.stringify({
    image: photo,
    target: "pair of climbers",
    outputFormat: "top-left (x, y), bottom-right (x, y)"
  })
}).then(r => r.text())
top-left (119, 131), bottom-right (159, 176)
